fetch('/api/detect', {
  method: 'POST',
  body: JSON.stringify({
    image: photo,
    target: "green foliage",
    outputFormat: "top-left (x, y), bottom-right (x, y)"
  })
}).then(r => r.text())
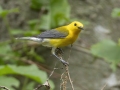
top-left (30, 0), bottom-right (70, 30)
top-left (111, 8), bottom-right (120, 18)
top-left (9, 29), bottom-right (25, 35)
top-left (25, 82), bottom-right (35, 90)
top-left (0, 65), bottom-right (54, 90)
top-left (10, 28), bottom-right (40, 36)
top-left (0, 42), bottom-right (12, 56)
top-left (0, 42), bottom-right (15, 62)
top-left (90, 39), bottom-right (120, 70)
top-left (49, 0), bottom-right (70, 28)
top-left (0, 65), bottom-right (47, 82)
top-left (31, 0), bottom-right (49, 10)
top-left (0, 6), bottom-right (19, 18)
top-left (0, 76), bottom-right (19, 90)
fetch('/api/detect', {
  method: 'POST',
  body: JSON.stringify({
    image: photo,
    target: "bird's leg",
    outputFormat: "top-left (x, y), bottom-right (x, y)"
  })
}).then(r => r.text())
top-left (51, 47), bottom-right (69, 66)
top-left (55, 48), bottom-right (64, 55)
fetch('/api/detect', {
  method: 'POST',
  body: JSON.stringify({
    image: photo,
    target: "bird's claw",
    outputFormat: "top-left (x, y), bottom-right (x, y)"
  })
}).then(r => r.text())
top-left (61, 60), bottom-right (69, 66)
top-left (56, 48), bottom-right (64, 55)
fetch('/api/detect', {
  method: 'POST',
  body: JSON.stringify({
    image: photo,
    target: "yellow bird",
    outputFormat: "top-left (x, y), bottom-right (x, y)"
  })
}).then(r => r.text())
top-left (16, 21), bottom-right (84, 65)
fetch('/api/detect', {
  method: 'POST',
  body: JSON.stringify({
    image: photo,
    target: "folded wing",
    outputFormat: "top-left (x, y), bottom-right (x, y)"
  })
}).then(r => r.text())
top-left (36, 29), bottom-right (69, 39)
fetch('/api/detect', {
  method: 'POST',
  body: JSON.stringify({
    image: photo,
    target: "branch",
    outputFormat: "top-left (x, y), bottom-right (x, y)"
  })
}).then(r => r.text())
top-left (60, 46), bottom-right (75, 90)
top-left (101, 84), bottom-right (107, 90)
top-left (0, 86), bottom-right (10, 90)
top-left (65, 65), bottom-right (74, 90)
top-left (34, 62), bottom-right (60, 90)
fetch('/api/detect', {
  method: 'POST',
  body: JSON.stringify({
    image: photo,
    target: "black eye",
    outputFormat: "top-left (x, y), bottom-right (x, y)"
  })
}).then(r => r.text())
top-left (74, 23), bottom-right (77, 26)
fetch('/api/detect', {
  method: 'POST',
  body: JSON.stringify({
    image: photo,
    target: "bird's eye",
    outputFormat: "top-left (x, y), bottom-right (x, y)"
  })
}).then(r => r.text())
top-left (74, 23), bottom-right (77, 26)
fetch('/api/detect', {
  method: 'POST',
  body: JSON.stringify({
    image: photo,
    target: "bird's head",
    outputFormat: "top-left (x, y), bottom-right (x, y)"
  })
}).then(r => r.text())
top-left (68, 21), bottom-right (84, 31)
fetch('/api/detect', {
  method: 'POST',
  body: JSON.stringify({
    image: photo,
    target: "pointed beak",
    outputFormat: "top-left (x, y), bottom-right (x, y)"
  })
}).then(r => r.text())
top-left (78, 26), bottom-right (84, 30)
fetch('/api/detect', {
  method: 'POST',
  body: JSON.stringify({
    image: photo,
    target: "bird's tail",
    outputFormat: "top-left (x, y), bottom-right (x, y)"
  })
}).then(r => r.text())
top-left (16, 37), bottom-right (42, 42)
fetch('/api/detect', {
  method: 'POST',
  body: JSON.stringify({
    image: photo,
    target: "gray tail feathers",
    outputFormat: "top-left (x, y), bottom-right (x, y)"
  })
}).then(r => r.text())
top-left (16, 37), bottom-right (42, 42)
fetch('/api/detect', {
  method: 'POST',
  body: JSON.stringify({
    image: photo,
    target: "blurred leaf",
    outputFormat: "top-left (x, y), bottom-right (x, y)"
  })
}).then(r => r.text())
top-left (23, 30), bottom-right (40, 36)
top-left (10, 29), bottom-right (25, 35)
top-left (39, 13), bottom-right (51, 30)
top-left (0, 76), bottom-right (19, 90)
top-left (27, 48), bottom-right (44, 62)
top-left (118, 38), bottom-right (120, 46)
top-left (8, 8), bottom-right (19, 13)
top-left (50, 0), bottom-right (70, 27)
top-left (0, 6), bottom-right (19, 18)
top-left (11, 29), bottom-right (40, 36)
top-left (28, 19), bottom-right (39, 30)
top-left (0, 42), bottom-right (12, 55)
top-left (0, 42), bottom-right (16, 61)
top-left (30, 0), bottom-right (49, 10)
top-left (48, 80), bottom-right (55, 90)
top-left (29, 0), bottom-right (70, 30)
top-left (0, 65), bottom-right (47, 83)
top-left (0, 6), bottom-right (7, 18)
top-left (39, 0), bottom-right (70, 30)
top-left (25, 82), bottom-right (35, 90)
top-left (90, 39), bottom-right (120, 70)
top-left (111, 8), bottom-right (120, 18)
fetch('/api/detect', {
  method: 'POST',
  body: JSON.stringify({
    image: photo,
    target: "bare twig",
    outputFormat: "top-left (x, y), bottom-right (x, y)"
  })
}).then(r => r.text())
top-left (60, 45), bottom-right (75, 90)
top-left (60, 72), bottom-right (65, 90)
top-left (101, 84), bottom-right (107, 90)
top-left (60, 66), bottom-right (74, 90)
top-left (34, 62), bottom-right (60, 90)
top-left (35, 45), bottom-right (74, 90)
top-left (66, 45), bottom-right (75, 90)
top-left (34, 80), bottom-right (50, 90)
top-left (65, 65), bottom-right (74, 90)
top-left (47, 62), bottom-right (58, 80)
top-left (0, 86), bottom-right (10, 90)
top-left (60, 71), bottom-right (68, 90)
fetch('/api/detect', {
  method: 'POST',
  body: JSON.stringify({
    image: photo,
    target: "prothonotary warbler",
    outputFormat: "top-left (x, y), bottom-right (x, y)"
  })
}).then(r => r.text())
top-left (16, 21), bottom-right (84, 65)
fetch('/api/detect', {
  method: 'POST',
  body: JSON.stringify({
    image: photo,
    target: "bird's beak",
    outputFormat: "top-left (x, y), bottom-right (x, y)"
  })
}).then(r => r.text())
top-left (78, 26), bottom-right (84, 30)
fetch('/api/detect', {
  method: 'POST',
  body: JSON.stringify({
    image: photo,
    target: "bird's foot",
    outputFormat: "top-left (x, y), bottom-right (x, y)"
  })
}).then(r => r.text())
top-left (56, 48), bottom-right (64, 55)
top-left (61, 59), bottom-right (69, 66)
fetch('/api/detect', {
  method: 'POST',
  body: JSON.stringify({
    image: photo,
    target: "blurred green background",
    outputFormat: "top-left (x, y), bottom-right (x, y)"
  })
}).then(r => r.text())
top-left (0, 0), bottom-right (120, 90)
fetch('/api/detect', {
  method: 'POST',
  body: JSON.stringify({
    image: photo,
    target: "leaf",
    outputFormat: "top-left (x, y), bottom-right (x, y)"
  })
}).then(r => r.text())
top-left (0, 76), bottom-right (19, 90)
top-left (111, 8), bottom-right (120, 18)
top-left (39, 13), bottom-right (51, 30)
top-left (0, 6), bottom-right (7, 18)
top-left (90, 39), bottom-right (120, 70)
top-left (0, 42), bottom-right (16, 61)
top-left (0, 65), bottom-right (47, 83)
top-left (0, 6), bottom-right (19, 18)
top-left (30, 0), bottom-right (49, 10)
top-left (27, 19), bottom-right (39, 30)
top-left (0, 42), bottom-right (12, 55)
top-left (50, 0), bottom-right (70, 27)
top-left (39, 0), bottom-right (70, 30)
top-left (11, 29), bottom-right (40, 36)
top-left (23, 30), bottom-right (40, 36)
top-left (118, 38), bottom-right (120, 46)
top-left (27, 48), bottom-right (44, 62)
top-left (48, 80), bottom-right (55, 90)
top-left (9, 29), bottom-right (25, 35)
top-left (25, 82), bottom-right (35, 90)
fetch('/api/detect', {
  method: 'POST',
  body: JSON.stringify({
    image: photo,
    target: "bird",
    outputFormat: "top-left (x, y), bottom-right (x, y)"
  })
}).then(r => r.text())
top-left (16, 21), bottom-right (84, 65)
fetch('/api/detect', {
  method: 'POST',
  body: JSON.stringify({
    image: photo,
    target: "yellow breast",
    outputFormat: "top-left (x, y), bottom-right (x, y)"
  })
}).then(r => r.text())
top-left (49, 29), bottom-right (81, 47)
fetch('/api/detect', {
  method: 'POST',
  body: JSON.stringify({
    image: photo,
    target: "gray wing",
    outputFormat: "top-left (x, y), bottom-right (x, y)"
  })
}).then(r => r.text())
top-left (36, 29), bottom-right (69, 39)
